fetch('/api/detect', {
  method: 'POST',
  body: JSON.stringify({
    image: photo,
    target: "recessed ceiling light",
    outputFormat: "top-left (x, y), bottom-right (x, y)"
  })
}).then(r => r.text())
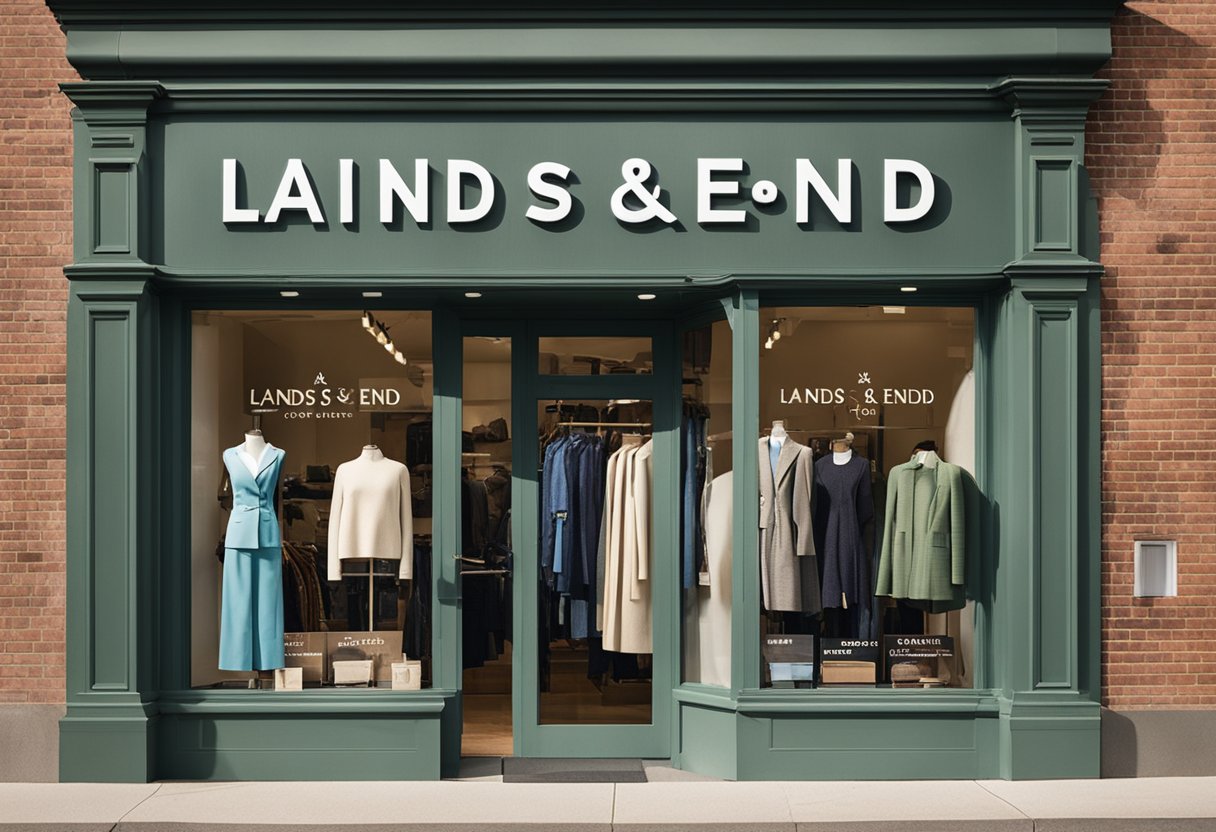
top-left (638, 293), bottom-right (657, 301)
top-left (883, 306), bottom-right (907, 315)
top-left (280, 290), bottom-right (300, 298)
top-left (362, 291), bottom-right (382, 298)
top-left (900, 286), bottom-right (918, 293)
top-left (465, 291), bottom-right (483, 299)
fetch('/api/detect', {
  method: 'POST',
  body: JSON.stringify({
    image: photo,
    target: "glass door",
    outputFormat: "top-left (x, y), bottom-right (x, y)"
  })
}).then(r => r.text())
top-left (512, 326), bottom-right (677, 759)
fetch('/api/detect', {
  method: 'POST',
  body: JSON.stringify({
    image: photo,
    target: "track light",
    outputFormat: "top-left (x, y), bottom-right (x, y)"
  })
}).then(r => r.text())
top-left (360, 311), bottom-right (409, 367)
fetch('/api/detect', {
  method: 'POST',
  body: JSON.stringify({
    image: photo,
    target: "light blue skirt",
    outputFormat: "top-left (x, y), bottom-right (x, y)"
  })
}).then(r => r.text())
top-left (219, 546), bottom-right (284, 671)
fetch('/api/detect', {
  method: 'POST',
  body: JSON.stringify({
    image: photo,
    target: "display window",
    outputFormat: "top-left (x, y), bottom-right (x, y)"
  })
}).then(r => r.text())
top-left (756, 305), bottom-right (978, 689)
top-left (680, 320), bottom-right (733, 687)
top-left (189, 310), bottom-right (434, 690)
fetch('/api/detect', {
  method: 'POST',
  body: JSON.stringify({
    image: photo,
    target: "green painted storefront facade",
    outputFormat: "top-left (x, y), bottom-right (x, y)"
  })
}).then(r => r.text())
top-left (50, 0), bottom-right (1122, 782)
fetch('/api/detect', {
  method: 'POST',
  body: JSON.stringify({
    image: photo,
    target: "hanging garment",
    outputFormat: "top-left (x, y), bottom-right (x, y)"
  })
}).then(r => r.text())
top-left (875, 450), bottom-right (966, 611)
top-left (757, 437), bottom-right (819, 614)
top-left (327, 450), bottom-right (413, 581)
top-left (601, 438), bottom-right (654, 654)
top-left (698, 470), bottom-right (733, 687)
top-left (219, 443), bottom-right (287, 671)
top-left (813, 453), bottom-right (875, 613)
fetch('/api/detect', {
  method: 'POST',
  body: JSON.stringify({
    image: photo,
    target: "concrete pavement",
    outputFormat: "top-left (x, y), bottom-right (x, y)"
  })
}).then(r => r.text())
top-left (2, 769), bottom-right (1216, 832)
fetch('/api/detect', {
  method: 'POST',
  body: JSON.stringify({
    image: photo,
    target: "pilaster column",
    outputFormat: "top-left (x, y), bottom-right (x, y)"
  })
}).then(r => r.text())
top-left (59, 82), bottom-right (164, 782)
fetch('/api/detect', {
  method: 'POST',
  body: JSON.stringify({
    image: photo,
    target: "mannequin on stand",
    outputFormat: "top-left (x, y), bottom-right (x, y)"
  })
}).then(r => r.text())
top-left (328, 445), bottom-right (414, 630)
top-left (220, 429), bottom-right (288, 688)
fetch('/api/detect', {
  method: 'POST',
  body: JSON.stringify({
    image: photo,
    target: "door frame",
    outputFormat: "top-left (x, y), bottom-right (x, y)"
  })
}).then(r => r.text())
top-left (452, 314), bottom-right (680, 759)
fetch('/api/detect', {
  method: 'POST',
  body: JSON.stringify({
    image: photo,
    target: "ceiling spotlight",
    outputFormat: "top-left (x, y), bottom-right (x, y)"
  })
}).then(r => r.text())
top-left (771, 330), bottom-right (782, 342)
top-left (638, 293), bottom-right (657, 301)
top-left (394, 351), bottom-right (408, 365)
top-left (883, 306), bottom-right (907, 315)
top-left (361, 311), bottom-right (373, 330)
top-left (900, 286), bottom-right (918, 293)
top-left (279, 290), bottom-right (299, 298)
top-left (375, 324), bottom-right (389, 345)
top-left (384, 339), bottom-right (395, 353)
top-left (465, 291), bottom-right (483, 299)
top-left (764, 338), bottom-right (774, 350)
top-left (362, 291), bottom-right (383, 298)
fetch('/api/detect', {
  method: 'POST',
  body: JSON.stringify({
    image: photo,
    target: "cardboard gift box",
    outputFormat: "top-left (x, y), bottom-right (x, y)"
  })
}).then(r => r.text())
top-left (327, 631), bottom-right (404, 684)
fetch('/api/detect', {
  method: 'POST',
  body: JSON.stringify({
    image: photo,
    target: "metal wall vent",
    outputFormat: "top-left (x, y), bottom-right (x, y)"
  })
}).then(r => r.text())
top-left (1133, 540), bottom-right (1177, 598)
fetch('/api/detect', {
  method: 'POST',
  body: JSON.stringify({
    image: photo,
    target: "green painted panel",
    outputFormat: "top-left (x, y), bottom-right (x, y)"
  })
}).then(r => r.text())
top-left (1004, 718), bottom-right (1099, 780)
top-left (1032, 158), bottom-right (1074, 252)
top-left (94, 164), bottom-right (132, 254)
top-left (768, 714), bottom-right (977, 753)
top-left (60, 715), bottom-right (153, 783)
top-left (737, 713), bottom-right (998, 780)
top-left (158, 116), bottom-right (1014, 276)
top-left (1033, 307), bottom-right (1077, 690)
top-left (158, 714), bottom-right (442, 780)
top-left (678, 702), bottom-right (737, 780)
top-left (89, 312), bottom-right (133, 691)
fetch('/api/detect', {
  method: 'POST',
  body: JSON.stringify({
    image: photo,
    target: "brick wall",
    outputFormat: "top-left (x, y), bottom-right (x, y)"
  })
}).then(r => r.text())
top-left (1089, 2), bottom-right (1216, 709)
top-left (0, 0), bottom-right (74, 705)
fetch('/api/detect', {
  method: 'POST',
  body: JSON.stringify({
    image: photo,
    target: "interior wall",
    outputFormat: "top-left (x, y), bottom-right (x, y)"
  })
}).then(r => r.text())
top-left (758, 312), bottom-right (974, 475)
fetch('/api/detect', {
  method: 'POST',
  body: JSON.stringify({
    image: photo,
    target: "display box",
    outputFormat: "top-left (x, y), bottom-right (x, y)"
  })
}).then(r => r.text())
top-left (820, 638), bottom-right (879, 685)
top-left (761, 634), bottom-right (815, 689)
top-left (327, 631), bottom-right (404, 684)
top-left (283, 632), bottom-right (327, 684)
top-left (883, 635), bottom-right (955, 687)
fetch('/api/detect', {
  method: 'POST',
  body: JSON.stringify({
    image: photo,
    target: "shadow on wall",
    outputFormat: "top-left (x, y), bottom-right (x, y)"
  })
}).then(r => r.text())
top-left (1103, 709), bottom-right (1216, 777)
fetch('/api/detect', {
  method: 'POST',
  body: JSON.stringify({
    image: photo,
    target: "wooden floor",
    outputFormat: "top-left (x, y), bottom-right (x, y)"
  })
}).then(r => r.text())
top-left (461, 641), bottom-right (652, 757)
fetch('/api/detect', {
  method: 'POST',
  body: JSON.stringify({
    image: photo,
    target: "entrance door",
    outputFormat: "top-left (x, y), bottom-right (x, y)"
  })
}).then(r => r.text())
top-left (458, 321), bottom-right (676, 760)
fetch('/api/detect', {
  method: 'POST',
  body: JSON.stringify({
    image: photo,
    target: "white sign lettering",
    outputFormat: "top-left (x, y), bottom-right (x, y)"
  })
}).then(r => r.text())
top-left (222, 156), bottom-right (940, 229)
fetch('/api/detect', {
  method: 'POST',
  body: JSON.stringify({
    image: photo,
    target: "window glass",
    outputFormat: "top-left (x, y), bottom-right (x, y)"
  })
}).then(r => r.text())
top-left (538, 336), bottom-right (653, 375)
top-left (757, 306), bottom-right (976, 689)
top-left (681, 320), bottom-right (733, 687)
top-left (190, 310), bottom-right (433, 690)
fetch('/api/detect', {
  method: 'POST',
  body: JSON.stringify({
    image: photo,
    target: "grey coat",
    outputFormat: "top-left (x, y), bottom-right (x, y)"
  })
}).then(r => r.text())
top-left (758, 438), bottom-right (820, 614)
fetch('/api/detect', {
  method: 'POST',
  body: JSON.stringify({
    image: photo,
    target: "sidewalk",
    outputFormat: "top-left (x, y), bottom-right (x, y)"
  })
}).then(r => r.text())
top-left (3, 767), bottom-right (1216, 832)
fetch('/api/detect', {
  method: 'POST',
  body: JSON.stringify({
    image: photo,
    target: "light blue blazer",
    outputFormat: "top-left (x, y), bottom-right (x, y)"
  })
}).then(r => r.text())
top-left (223, 445), bottom-right (286, 550)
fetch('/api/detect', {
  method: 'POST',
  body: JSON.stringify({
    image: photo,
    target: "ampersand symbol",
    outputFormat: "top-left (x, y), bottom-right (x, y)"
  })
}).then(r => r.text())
top-left (610, 158), bottom-right (678, 224)
top-left (865, 388), bottom-right (877, 404)
top-left (337, 388), bottom-right (352, 404)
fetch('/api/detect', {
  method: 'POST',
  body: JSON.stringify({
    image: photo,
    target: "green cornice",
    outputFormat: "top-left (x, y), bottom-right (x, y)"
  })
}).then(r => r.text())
top-left (45, 0), bottom-right (1129, 25)
top-left (48, 2), bottom-right (1125, 83)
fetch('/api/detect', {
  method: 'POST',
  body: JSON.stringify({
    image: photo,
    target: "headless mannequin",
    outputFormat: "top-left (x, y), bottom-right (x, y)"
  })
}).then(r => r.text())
top-left (831, 431), bottom-right (854, 465)
top-left (769, 420), bottom-right (788, 446)
top-left (240, 430), bottom-right (270, 476)
top-left (239, 429), bottom-right (274, 688)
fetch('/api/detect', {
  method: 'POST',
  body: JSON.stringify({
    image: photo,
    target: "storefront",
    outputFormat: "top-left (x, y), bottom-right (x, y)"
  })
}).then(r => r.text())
top-left (52, 1), bottom-right (1122, 782)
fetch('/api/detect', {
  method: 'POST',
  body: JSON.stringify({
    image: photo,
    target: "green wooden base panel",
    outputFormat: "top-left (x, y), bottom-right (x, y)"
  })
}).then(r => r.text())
top-left (676, 702), bottom-right (738, 781)
top-left (156, 714), bottom-right (443, 781)
top-left (60, 715), bottom-right (156, 783)
top-left (735, 714), bottom-right (1000, 781)
top-left (1001, 714), bottom-right (1101, 780)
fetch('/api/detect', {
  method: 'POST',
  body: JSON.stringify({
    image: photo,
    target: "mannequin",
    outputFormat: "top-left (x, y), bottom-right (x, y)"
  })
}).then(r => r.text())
top-left (328, 444), bottom-right (414, 590)
top-left (832, 431), bottom-right (855, 465)
top-left (769, 420), bottom-right (788, 445)
top-left (220, 429), bottom-right (287, 685)
top-left (240, 430), bottom-right (269, 476)
top-left (757, 423), bottom-right (819, 614)
top-left (814, 430), bottom-right (874, 626)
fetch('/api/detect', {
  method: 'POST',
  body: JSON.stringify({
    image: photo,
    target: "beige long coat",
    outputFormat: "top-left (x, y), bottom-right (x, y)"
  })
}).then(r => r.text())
top-left (757, 437), bottom-right (819, 613)
top-left (600, 438), bottom-right (653, 654)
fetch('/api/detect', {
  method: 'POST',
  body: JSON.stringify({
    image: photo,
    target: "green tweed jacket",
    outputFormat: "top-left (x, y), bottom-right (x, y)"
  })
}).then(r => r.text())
top-left (875, 451), bottom-right (966, 605)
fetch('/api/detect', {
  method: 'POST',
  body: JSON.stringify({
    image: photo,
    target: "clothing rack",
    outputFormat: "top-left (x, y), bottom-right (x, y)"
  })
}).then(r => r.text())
top-left (557, 421), bottom-right (651, 428)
